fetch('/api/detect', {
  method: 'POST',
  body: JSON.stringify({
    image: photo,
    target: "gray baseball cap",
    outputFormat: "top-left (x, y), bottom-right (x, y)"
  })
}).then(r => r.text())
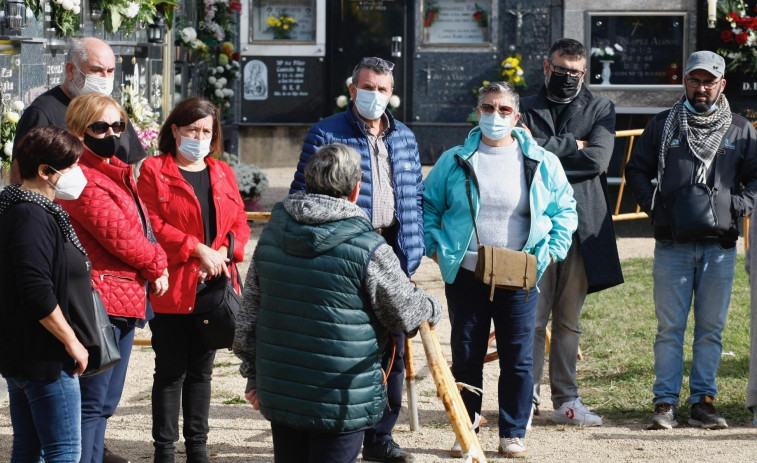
top-left (685, 51), bottom-right (726, 78)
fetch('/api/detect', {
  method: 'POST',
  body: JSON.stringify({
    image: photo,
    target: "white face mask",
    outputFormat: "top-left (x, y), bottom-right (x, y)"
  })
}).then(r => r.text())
top-left (71, 66), bottom-right (114, 97)
top-left (177, 135), bottom-right (211, 162)
top-left (354, 88), bottom-right (390, 120)
top-left (48, 166), bottom-right (87, 200)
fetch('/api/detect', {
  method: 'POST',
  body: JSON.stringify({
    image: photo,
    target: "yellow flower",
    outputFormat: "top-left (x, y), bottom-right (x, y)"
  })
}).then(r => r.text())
top-left (512, 75), bottom-right (522, 83)
top-left (482, 80), bottom-right (490, 86)
top-left (283, 24), bottom-right (289, 30)
top-left (266, 16), bottom-right (276, 26)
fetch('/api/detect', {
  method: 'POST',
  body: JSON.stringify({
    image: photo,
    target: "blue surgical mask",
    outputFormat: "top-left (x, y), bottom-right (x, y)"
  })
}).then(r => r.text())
top-left (354, 88), bottom-right (389, 120)
top-left (478, 113), bottom-right (513, 141)
top-left (684, 98), bottom-right (719, 116)
top-left (177, 136), bottom-right (211, 162)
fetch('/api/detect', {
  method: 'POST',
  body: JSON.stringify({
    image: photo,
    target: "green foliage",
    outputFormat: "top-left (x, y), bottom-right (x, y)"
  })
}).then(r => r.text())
top-left (576, 256), bottom-right (752, 425)
top-left (222, 396), bottom-right (247, 405)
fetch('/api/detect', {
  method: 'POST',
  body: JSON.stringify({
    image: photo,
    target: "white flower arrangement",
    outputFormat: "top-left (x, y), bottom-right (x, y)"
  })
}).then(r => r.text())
top-left (1, 99), bottom-right (23, 168)
top-left (207, 58), bottom-right (240, 115)
top-left (591, 43), bottom-right (624, 61)
top-left (227, 154), bottom-right (269, 200)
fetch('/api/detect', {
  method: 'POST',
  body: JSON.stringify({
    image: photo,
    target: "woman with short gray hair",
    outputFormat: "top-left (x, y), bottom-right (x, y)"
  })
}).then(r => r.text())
top-left (305, 143), bottom-right (363, 198)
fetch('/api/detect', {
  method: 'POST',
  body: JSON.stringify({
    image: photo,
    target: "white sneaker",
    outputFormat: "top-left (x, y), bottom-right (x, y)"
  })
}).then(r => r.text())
top-left (552, 398), bottom-right (603, 426)
top-left (450, 439), bottom-right (462, 458)
top-left (498, 437), bottom-right (528, 458)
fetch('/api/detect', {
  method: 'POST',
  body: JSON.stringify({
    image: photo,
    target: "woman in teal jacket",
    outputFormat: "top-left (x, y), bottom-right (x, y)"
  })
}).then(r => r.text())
top-left (423, 82), bottom-right (577, 458)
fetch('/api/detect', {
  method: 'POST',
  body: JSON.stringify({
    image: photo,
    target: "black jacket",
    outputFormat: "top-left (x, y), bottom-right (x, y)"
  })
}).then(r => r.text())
top-left (0, 201), bottom-right (74, 380)
top-left (625, 109), bottom-right (757, 244)
top-left (520, 86), bottom-right (623, 293)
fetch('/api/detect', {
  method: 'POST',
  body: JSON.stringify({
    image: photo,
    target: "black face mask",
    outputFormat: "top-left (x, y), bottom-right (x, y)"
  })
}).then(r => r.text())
top-left (547, 72), bottom-right (581, 100)
top-left (84, 133), bottom-right (120, 159)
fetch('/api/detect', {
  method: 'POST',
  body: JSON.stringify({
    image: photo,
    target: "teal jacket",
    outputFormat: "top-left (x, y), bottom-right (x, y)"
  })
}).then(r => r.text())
top-left (423, 127), bottom-right (577, 284)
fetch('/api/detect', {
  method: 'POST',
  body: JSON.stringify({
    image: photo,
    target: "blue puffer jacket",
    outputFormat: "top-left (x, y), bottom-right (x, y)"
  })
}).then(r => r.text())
top-left (423, 127), bottom-right (578, 284)
top-left (289, 103), bottom-right (425, 276)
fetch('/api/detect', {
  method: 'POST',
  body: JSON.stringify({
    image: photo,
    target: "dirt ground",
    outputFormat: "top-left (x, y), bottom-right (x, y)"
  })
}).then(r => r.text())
top-left (1, 168), bottom-right (755, 462)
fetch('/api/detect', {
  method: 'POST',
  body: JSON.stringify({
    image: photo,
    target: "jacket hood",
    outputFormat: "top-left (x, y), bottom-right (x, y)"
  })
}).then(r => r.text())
top-left (277, 192), bottom-right (372, 256)
top-left (460, 126), bottom-right (546, 162)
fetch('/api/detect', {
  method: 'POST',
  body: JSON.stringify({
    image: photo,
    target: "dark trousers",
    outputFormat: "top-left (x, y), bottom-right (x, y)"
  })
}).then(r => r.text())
top-left (363, 329), bottom-right (405, 447)
top-left (446, 268), bottom-right (537, 439)
top-left (150, 313), bottom-right (216, 461)
top-left (79, 319), bottom-right (135, 463)
top-left (271, 422), bottom-right (365, 463)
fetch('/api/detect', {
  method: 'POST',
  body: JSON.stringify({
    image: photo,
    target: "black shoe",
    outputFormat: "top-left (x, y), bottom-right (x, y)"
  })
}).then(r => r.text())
top-left (689, 395), bottom-right (728, 429)
top-left (103, 447), bottom-right (131, 463)
top-left (362, 440), bottom-right (415, 462)
top-left (647, 402), bottom-right (678, 430)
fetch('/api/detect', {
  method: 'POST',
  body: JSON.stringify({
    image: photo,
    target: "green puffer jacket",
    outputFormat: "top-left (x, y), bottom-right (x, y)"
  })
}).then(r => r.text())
top-left (254, 203), bottom-right (388, 433)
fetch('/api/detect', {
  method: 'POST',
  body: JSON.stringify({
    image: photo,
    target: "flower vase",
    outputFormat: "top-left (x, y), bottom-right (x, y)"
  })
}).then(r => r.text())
top-left (244, 197), bottom-right (262, 212)
top-left (600, 60), bottom-right (613, 85)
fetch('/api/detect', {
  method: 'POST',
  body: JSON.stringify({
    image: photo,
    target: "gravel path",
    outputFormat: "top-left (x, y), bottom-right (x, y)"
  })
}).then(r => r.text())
top-left (1, 168), bottom-right (753, 462)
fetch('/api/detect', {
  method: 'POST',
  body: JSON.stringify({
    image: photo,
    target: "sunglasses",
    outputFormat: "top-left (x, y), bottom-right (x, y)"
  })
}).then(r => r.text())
top-left (88, 120), bottom-right (126, 135)
top-left (479, 103), bottom-right (514, 116)
top-left (360, 57), bottom-right (395, 72)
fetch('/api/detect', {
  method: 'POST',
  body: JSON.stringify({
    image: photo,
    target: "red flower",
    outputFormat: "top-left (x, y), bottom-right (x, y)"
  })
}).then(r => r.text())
top-left (232, 52), bottom-right (241, 61)
top-left (425, 19), bottom-right (431, 26)
top-left (727, 11), bottom-right (740, 22)
top-left (721, 29), bottom-right (734, 42)
top-left (229, 1), bottom-right (242, 11)
top-left (473, 12), bottom-right (482, 20)
top-left (428, 12), bottom-right (435, 19)
top-left (735, 31), bottom-right (749, 45)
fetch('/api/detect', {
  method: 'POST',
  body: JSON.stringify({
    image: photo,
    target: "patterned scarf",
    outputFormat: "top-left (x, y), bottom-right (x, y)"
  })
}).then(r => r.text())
top-left (657, 93), bottom-right (732, 190)
top-left (0, 185), bottom-right (87, 255)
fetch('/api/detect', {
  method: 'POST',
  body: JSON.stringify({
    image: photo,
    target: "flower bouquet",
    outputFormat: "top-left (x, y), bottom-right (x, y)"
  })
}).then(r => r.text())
top-left (266, 11), bottom-right (297, 39)
top-left (0, 100), bottom-right (23, 169)
top-left (717, 0), bottom-right (757, 74)
top-left (225, 155), bottom-right (268, 210)
top-left (206, 41), bottom-right (241, 119)
top-left (590, 42), bottom-right (624, 62)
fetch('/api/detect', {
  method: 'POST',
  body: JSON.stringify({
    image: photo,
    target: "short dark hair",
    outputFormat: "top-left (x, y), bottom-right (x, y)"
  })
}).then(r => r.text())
top-left (305, 144), bottom-right (362, 198)
top-left (158, 97), bottom-right (223, 156)
top-left (548, 38), bottom-right (586, 61)
top-left (16, 126), bottom-right (82, 180)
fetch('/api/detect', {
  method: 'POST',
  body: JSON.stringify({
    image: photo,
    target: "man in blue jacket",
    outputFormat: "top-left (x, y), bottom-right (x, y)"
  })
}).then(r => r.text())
top-left (289, 57), bottom-right (424, 462)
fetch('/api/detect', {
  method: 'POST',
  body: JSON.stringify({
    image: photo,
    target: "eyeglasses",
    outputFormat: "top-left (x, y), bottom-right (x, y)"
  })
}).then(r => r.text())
top-left (88, 120), bottom-right (126, 135)
top-left (685, 77), bottom-right (722, 90)
top-left (360, 57), bottom-right (395, 72)
top-left (548, 61), bottom-right (585, 78)
top-left (479, 103), bottom-right (514, 116)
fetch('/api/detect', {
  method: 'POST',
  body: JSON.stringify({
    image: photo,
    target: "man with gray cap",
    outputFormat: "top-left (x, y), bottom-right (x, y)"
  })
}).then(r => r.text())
top-left (627, 50), bottom-right (757, 430)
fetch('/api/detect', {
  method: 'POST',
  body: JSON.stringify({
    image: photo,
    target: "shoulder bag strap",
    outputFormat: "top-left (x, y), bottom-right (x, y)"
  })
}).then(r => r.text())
top-left (455, 155), bottom-right (481, 247)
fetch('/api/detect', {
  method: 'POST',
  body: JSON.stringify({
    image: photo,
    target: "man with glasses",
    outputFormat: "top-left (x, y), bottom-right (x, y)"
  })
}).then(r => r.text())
top-left (10, 37), bottom-right (146, 184)
top-left (290, 57), bottom-right (424, 463)
top-left (520, 38), bottom-right (622, 427)
top-left (627, 50), bottom-right (757, 430)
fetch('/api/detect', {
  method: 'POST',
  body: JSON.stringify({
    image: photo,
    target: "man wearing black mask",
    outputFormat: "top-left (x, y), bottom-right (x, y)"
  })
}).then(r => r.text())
top-left (520, 38), bottom-right (623, 426)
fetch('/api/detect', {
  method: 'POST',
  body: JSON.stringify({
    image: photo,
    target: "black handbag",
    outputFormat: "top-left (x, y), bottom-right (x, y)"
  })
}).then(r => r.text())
top-left (193, 234), bottom-right (242, 350)
top-left (82, 289), bottom-right (122, 377)
top-left (662, 183), bottom-right (719, 242)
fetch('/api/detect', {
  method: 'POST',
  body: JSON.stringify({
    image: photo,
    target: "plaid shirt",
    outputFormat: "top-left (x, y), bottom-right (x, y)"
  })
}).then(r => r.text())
top-left (354, 107), bottom-right (396, 229)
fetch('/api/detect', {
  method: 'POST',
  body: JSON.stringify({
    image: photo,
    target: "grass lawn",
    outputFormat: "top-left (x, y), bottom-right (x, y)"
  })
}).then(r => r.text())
top-left (576, 255), bottom-right (752, 426)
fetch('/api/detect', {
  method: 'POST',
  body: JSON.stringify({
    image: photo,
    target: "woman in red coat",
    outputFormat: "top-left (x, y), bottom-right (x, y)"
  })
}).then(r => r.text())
top-left (61, 93), bottom-right (169, 463)
top-left (137, 97), bottom-right (250, 462)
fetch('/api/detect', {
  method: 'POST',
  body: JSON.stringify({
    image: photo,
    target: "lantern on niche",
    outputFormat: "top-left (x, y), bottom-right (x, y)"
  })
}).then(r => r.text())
top-left (148, 10), bottom-right (166, 44)
top-left (4, 0), bottom-right (27, 31)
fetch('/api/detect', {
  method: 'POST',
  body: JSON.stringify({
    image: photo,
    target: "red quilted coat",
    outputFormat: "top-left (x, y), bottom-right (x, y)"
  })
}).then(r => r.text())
top-left (60, 149), bottom-right (168, 318)
top-left (136, 153), bottom-right (250, 314)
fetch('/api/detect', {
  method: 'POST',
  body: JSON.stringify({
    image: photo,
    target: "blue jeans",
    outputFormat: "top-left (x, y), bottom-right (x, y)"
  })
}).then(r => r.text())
top-left (80, 319), bottom-right (135, 463)
top-left (652, 240), bottom-right (736, 406)
top-left (7, 370), bottom-right (81, 462)
top-left (446, 268), bottom-right (537, 438)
